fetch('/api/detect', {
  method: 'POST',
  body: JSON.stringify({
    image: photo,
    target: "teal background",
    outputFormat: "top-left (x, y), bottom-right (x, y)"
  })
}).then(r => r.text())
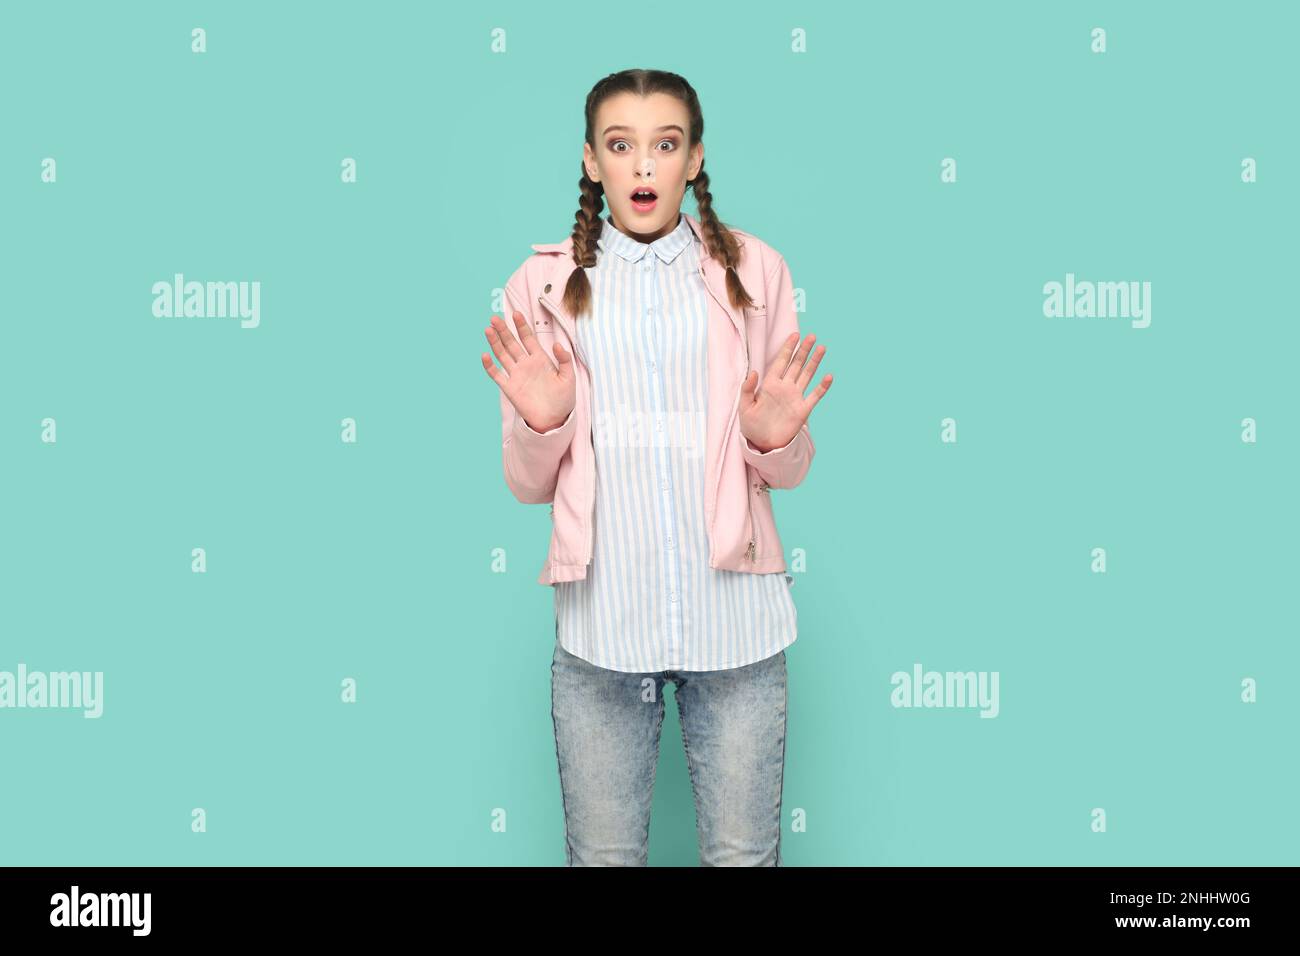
top-left (1, 1), bottom-right (1296, 865)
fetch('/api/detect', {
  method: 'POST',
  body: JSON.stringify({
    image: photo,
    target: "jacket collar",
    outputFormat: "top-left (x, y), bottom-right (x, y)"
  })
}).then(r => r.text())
top-left (533, 211), bottom-right (744, 349)
top-left (529, 211), bottom-right (743, 258)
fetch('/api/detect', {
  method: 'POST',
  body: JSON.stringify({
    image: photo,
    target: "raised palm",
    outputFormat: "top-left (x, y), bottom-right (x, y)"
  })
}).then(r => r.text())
top-left (738, 332), bottom-right (833, 453)
top-left (481, 311), bottom-right (576, 433)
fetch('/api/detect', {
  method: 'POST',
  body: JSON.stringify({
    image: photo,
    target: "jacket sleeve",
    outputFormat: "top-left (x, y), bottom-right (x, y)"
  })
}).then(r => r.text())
top-left (498, 277), bottom-right (577, 504)
top-left (740, 252), bottom-right (816, 490)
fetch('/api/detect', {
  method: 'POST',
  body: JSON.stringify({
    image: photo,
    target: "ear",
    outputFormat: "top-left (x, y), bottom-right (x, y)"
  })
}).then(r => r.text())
top-left (688, 142), bottom-right (704, 181)
top-left (583, 142), bottom-right (600, 184)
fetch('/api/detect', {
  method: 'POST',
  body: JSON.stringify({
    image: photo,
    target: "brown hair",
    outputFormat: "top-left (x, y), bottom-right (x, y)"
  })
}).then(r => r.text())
top-left (562, 69), bottom-right (755, 320)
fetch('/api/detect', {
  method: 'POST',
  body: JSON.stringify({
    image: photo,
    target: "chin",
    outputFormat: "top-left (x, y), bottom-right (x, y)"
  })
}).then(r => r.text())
top-left (621, 203), bottom-right (673, 228)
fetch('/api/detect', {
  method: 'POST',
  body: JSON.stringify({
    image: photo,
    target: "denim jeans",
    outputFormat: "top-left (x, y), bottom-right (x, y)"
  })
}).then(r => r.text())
top-left (550, 639), bottom-right (788, 866)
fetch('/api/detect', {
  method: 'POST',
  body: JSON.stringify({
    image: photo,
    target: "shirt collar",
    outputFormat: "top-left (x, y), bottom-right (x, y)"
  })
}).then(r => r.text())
top-left (597, 212), bottom-right (695, 265)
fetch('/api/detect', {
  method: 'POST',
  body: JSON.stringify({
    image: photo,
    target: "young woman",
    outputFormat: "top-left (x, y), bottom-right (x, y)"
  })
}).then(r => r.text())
top-left (480, 69), bottom-right (833, 866)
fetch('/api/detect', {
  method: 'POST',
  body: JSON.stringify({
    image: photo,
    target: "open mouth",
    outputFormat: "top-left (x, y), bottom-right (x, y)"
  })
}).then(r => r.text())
top-left (630, 189), bottom-right (658, 209)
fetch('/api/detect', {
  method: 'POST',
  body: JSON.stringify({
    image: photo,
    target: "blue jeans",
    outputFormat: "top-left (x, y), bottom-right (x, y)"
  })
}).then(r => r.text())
top-left (550, 639), bottom-right (788, 866)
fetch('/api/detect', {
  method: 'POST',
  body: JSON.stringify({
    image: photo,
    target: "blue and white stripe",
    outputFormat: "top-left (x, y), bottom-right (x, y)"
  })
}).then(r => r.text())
top-left (554, 212), bottom-right (797, 673)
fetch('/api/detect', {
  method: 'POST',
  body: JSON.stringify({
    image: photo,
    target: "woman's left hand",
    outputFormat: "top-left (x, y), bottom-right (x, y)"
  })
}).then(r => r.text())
top-left (737, 331), bottom-right (833, 453)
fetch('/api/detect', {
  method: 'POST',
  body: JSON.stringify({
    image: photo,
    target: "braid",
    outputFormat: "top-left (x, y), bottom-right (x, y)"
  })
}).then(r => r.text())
top-left (561, 163), bottom-right (604, 319)
top-left (691, 167), bottom-right (756, 311)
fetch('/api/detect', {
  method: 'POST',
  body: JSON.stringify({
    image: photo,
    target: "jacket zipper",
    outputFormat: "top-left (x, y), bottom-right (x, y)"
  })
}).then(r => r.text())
top-left (537, 293), bottom-right (595, 572)
top-left (746, 480), bottom-right (759, 562)
top-left (746, 476), bottom-right (771, 563)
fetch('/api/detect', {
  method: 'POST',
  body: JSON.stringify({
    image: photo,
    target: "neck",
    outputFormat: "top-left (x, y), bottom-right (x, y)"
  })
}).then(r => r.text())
top-left (608, 211), bottom-right (681, 245)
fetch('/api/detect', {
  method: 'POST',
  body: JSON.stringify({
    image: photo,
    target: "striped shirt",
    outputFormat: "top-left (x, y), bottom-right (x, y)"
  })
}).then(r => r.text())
top-left (553, 212), bottom-right (797, 673)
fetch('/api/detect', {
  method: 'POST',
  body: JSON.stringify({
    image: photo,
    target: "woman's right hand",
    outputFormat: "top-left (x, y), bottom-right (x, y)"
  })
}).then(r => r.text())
top-left (481, 311), bottom-right (576, 433)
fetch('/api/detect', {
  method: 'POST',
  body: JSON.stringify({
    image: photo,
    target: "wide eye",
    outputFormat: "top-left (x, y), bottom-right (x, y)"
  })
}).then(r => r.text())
top-left (609, 140), bottom-right (629, 152)
top-left (656, 140), bottom-right (676, 151)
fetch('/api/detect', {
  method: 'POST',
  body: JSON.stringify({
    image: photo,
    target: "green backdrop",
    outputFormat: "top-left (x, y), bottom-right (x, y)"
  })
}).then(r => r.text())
top-left (1, 0), bottom-right (1295, 865)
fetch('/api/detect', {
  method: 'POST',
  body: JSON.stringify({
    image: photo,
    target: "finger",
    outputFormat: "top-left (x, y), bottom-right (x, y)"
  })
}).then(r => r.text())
top-left (739, 368), bottom-right (758, 406)
top-left (488, 317), bottom-right (527, 369)
top-left (484, 322), bottom-right (520, 372)
top-left (801, 373), bottom-right (833, 416)
top-left (551, 340), bottom-right (574, 377)
top-left (769, 331), bottom-right (800, 380)
top-left (784, 333), bottom-right (817, 380)
top-left (511, 310), bottom-right (542, 357)
top-left (480, 352), bottom-right (509, 389)
top-left (796, 344), bottom-right (827, 391)
top-left (488, 313), bottom-right (525, 364)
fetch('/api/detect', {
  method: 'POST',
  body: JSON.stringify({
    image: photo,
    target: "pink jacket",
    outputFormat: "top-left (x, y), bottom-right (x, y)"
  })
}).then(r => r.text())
top-left (499, 212), bottom-right (816, 586)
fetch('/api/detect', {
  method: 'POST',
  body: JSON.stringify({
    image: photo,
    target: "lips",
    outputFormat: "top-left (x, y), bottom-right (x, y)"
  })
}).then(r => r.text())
top-left (630, 188), bottom-right (658, 213)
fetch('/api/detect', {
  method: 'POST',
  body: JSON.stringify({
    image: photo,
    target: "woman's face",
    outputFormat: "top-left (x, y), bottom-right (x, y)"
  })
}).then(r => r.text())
top-left (584, 92), bottom-right (703, 244)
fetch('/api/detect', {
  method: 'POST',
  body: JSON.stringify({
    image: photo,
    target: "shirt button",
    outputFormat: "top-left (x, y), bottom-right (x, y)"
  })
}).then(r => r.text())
top-left (647, 307), bottom-right (654, 315)
top-left (666, 535), bottom-right (674, 549)
top-left (649, 361), bottom-right (657, 373)
top-left (669, 591), bottom-right (678, 603)
top-left (656, 420), bottom-right (663, 431)
top-left (644, 262), bottom-right (652, 272)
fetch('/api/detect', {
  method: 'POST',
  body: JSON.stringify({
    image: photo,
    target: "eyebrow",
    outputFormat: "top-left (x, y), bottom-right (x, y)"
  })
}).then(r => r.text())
top-left (602, 125), bottom-right (685, 136)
